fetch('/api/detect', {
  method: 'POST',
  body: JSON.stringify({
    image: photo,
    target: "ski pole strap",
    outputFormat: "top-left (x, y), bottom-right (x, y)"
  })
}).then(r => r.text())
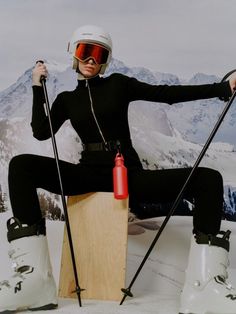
top-left (195, 230), bottom-right (231, 252)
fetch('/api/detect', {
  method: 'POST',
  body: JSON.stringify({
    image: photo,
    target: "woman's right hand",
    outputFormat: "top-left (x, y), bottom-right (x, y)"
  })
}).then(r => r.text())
top-left (32, 61), bottom-right (48, 86)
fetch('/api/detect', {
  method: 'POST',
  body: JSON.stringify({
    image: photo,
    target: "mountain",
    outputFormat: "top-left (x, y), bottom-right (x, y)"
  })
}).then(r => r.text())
top-left (0, 58), bottom-right (236, 219)
top-left (2, 59), bottom-right (235, 145)
top-left (166, 72), bottom-right (236, 145)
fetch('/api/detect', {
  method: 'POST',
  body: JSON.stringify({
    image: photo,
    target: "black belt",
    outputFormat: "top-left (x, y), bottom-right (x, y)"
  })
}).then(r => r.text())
top-left (82, 139), bottom-right (132, 152)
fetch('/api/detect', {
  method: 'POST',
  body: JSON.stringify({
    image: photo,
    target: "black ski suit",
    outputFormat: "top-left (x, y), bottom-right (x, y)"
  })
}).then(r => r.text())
top-left (8, 73), bottom-right (232, 235)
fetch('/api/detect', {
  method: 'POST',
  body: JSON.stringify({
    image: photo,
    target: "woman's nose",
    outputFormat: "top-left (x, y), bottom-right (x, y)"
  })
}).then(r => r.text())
top-left (87, 58), bottom-right (96, 65)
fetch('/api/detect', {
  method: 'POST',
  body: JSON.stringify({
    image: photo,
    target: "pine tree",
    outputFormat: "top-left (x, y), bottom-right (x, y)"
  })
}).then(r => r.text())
top-left (0, 184), bottom-right (7, 212)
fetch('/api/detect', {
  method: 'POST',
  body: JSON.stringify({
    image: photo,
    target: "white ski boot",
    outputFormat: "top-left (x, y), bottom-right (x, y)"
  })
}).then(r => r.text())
top-left (179, 230), bottom-right (236, 314)
top-left (0, 217), bottom-right (58, 313)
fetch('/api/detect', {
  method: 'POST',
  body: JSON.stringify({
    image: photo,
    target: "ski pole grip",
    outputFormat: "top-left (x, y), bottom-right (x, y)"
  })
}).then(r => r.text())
top-left (35, 60), bottom-right (46, 82)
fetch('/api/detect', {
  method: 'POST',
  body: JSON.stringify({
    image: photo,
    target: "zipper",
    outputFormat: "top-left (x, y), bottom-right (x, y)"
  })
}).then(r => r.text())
top-left (86, 79), bottom-right (108, 149)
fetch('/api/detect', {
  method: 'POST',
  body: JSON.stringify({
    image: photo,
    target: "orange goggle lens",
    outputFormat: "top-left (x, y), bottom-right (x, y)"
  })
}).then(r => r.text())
top-left (75, 43), bottom-right (109, 64)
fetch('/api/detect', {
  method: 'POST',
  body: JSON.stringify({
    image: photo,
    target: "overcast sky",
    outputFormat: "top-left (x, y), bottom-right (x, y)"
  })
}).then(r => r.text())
top-left (0, 0), bottom-right (236, 91)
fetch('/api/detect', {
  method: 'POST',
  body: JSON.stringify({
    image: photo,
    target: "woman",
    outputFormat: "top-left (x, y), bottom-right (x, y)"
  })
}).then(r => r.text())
top-left (1, 25), bottom-right (236, 313)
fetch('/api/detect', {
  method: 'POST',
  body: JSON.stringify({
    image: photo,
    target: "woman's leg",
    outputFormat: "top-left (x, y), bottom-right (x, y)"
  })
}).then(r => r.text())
top-left (129, 167), bottom-right (223, 235)
top-left (8, 154), bottom-right (113, 225)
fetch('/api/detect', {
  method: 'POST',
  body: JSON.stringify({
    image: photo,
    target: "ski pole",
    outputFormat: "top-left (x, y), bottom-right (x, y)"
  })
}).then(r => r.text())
top-left (120, 70), bottom-right (236, 305)
top-left (36, 61), bottom-right (84, 306)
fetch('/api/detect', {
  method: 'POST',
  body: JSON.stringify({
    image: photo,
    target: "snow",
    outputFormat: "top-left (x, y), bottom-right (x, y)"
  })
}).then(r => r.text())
top-left (0, 211), bottom-right (236, 313)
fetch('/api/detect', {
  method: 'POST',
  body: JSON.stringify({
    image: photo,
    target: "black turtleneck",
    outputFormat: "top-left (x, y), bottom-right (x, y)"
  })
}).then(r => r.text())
top-left (31, 72), bottom-right (231, 143)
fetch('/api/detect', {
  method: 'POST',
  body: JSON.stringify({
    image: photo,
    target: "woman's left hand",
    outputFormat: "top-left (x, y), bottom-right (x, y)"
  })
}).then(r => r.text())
top-left (228, 71), bottom-right (236, 93)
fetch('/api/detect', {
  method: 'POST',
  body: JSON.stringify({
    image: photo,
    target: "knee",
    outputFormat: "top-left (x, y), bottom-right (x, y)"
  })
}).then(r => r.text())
top-left (9, 154), bottom-right (31, 175)
top-left (197, 167), bottom-right (223, 188)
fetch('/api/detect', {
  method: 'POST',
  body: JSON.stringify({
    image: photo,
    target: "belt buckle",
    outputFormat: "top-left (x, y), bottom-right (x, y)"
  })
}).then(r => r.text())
top-left (104, 142), bottom-right (110, 151)
top-left (105, 140), bottom-right (121, 152)
top-left (104, 141), bottom-right (116, 151)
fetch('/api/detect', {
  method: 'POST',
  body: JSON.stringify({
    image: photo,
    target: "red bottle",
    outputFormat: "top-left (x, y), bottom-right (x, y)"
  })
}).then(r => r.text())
top-left (113, 153), bottom-right (128, 199)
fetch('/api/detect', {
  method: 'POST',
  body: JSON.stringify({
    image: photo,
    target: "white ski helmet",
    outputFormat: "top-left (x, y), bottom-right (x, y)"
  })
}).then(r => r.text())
top-left (68, 25), bottom-right (112, 75)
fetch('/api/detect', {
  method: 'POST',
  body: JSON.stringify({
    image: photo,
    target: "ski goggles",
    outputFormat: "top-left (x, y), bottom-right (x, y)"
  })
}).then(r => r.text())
top-left (74, 43), bottom-right (110, 65)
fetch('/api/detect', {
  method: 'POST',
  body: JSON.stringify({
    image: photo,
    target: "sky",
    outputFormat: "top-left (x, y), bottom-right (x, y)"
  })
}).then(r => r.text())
top-left (0, 0), bottom-right (236, 91)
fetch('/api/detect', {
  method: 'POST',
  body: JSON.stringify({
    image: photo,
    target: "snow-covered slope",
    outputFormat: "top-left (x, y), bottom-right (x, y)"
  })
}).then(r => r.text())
top-left (0, 212), bottom-right (235, 314)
